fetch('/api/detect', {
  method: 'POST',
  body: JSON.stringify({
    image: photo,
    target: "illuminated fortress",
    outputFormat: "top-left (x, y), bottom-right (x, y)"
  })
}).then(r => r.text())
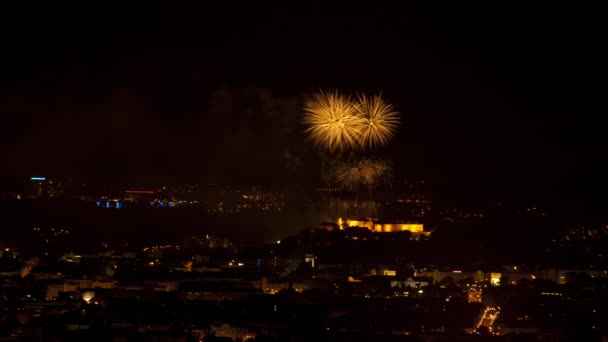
top-left (321, 218), bottom-right (431, 238)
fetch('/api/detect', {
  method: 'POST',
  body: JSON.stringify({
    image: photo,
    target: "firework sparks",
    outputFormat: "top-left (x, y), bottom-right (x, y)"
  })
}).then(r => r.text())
top-left (302, 91), bottom-right (365, 152)
top-left (356, 94), bottom-right (400, 149)
top-left (358, 159), bottom-right (393, 188)
top-left (335, 159), bottom-right (393, 191)
top-left (335, 163), bottom-right (363, 191)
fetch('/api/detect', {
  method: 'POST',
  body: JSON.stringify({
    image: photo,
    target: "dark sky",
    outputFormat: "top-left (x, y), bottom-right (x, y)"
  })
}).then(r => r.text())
top-left (0, 4), bottom-right (604, 205)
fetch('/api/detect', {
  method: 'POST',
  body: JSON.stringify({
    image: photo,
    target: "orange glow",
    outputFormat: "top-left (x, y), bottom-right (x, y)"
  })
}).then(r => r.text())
top-left (490, 273), bottom-right (501, 286)
top-left (347, 219), bottom-right (373, 230)
top-left (335, 218), bottom-right (429, 236)
top-left (82, 291), bottom-right (95, 303)
top-left (399, 224), bottom-right (423, 233)
top-left (468, 289), bottom-right (483, 303)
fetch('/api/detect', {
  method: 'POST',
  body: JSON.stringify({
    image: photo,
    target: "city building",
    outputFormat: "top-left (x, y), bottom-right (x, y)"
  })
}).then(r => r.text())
top-left (323, 217), bottom-right (431, 237)
top-left (26, 177), bottom-right (64, 199)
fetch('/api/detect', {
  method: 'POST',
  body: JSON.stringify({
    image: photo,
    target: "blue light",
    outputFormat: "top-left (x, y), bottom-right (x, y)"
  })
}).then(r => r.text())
top-left (257, 258), bottom-right (261, 266)
top-left (30, 177), bottom-right (46, 181)
top-left (96, 201), bottom-right (101, 207)
top-left (159, 202), bottom-right (164, 207)
top-left (116, 202), bottom-right (121, 209)
top-left (106, 202), bottom-right (111, 208)
top-left (150, 201), bottom-right (155, 206)
top-left (168, 202), bottom-right (174, 207)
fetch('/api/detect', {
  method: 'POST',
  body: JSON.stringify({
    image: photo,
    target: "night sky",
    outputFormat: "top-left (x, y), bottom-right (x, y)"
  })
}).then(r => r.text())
top-left (1, 5), bottom-right (604, 206)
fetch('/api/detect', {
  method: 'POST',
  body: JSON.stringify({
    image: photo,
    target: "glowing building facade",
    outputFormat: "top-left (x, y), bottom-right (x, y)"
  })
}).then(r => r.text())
top-left (333, 218), bottom-right (430, 237)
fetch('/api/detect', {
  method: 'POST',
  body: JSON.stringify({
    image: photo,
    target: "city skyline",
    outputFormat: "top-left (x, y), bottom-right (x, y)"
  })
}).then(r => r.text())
top-left (0, 5), bottom-right (607, 339)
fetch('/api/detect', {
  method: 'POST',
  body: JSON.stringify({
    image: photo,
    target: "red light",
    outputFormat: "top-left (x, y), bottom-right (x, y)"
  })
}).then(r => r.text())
top-left (125, 190), bottom-right (154, 194)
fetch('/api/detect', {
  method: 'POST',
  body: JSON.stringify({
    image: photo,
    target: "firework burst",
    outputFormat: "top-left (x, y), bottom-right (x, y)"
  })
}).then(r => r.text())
top-left (302, 91), bottom-right (365, 152)
top-left (356, 94), bottom-right (400, 149)
top-left (335, 159), bottom-right (393, 191)
top-left (358, 159), bottom-right (393, 188)
top-left (335, 163), bottom-right (363, 191)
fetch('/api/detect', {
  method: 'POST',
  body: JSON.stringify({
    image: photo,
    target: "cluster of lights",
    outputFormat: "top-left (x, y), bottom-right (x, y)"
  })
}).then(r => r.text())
top-left (263, 287), bottom-right (305, 295)
top-left (227, 260), bottom-right (244, 267)
top-left (176, 200), bottom-right (198, 205)
top-left (95, 192), bottom-right (202, 209)
top-left (32, 227), bottom-right (70, 235)
top-left (50, 228), bottom-right (70, 236)
top-left (313, 187), bottom-right (340, 192)
top-left (558, 225), bottom-right (608, 243)
top-left (524, 207), bottom-right (546, 217)
top-left (468, 287), bottom-right (483, 303)
top-left (475, 306), bottom-right (500, 334)
top-left (396, 198), bottom-right (427, 204)
top-left (150, 199), bottom-right (176, 208)
top-left (125, 190), bottom-right (154, 195)
top-left (142, 245), bottom-right (181, 252)
top-left (206, 191), bottom-right (285, 214)
top-left (96, 199), bottom-right (123, 209)
top-left (240, 192), bottom-right (285, 211)
top-left (391, 199), bottom-right (431, 218)
top-left (391, 290), bottom-right (410, 297)
top-left (439, 209), bottom-right (485, 223)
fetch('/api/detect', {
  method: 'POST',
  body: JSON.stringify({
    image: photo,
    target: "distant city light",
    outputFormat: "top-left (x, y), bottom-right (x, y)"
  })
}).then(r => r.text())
top-left (30, 177), bottom-right (46, 181)
top-left (116, 202), bottom-right (121, 209)
top-left (452, 270), bottom-right (462, 273)
top-left (126, 190), bottom-right (154, 195)
top-left (276, 240), bottom-right (281, 244)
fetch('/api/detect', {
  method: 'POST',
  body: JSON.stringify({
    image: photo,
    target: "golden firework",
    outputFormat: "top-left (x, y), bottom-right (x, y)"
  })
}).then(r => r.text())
top-left (335, 163), bottom-right (363, 191)
top-left (356, 94), bottom-right (400, 149)
top-left (303, 91), bottom-right (365, 152)
top-left (335, 159), bottom-right (392, 191)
